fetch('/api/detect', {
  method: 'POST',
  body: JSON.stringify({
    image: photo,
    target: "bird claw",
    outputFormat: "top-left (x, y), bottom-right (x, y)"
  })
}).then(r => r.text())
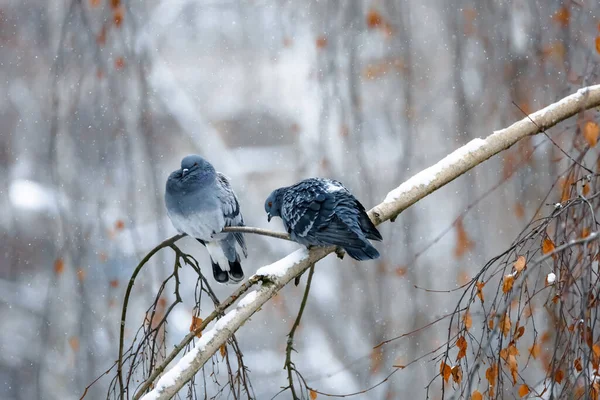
top-left (335, 248), bottom-right (345, 260)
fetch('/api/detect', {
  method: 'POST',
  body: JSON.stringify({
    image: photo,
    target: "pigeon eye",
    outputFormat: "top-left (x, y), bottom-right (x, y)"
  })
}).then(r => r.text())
top-left (268, 201), bottom-right (272, 207)
top-left (194, 162), bottom-right (198, 166)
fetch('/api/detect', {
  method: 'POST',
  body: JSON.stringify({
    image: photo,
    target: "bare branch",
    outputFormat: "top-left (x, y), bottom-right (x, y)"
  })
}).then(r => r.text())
top-left (222, 226), bottom-right (291, 241)
top-left (137, 85), bottom-right (600, 399)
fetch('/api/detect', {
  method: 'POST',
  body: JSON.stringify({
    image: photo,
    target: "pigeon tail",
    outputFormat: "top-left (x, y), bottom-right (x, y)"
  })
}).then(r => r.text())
top-left (344, 242), bottom-right (380, 260)
top-left (228, 260), bottom-right (244, 283)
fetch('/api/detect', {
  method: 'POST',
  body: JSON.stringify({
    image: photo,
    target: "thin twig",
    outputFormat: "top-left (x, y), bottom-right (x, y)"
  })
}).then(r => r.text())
top-left (284, 264), bottom-right (316, 399)
top-left (222, 226), bottom-right (291, 241)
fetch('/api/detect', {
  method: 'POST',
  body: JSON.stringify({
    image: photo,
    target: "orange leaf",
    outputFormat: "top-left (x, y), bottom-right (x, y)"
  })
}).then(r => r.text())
top-left (454, 217), bottom-right (474, 258)
top-left (574, 357), bottom-right (583, 372)
top-left (440, 361), bottom-right (452, 383)
top-left (395, 267), bottom-right (407, 277)
top-left (529, 343), bottom-right (540, 359)
top-left (476, 281), bottom-right (485, 303)
top-left (463, 311), bottom-right (472, 331)
top-left (593, 343), bottom-right (600, 358)
top-left (456, 336), bottom-right (468, 361)
top-left (451, 365), bottom-right (463, 384)
top-left (555, 369), bottom-right (564, 384)
top-left (596, 36), bottom-right (600, 54)
top-left (515, 326), bottom-right (525, 341)
top-left (111, 0), bottom-right (120, 8)
top-left (69, 336), bottom-right (80, 352)
top-left (220, 344), bottom-right (227, 358)
top-left (542, 238), bottom-right (555, 255)
top-left (109, 279), bottom-right (119, 288)
top-left (472, 390), bottom-right (483, 400)
top-left (552, 7), bottom-right (570, 27)
top-left (584, 121), bottom-right (600, 147)
top-left (514, 256), bottom-right (526, 274)
top-left (508, 354), bottom-right (518, 384)
top-left (190, 316), bottom-right (203, 338)
top-left (501, 313), bottom-right (512, 338)
top-left (115, 219), bottom-right (125, 230)
top-left (54, 258), bottom-right (65, 275)
top-left (115, 56), bottom-right (125, 70)
top-left (310, 390), bottom-right (318, 400)
top-left (503, 274), bottom-right (515, 294)
top-left (514, 202), bottom-right (525, 219)
top-left (77, 268), bottom-right (86, 282)
top-left (90, 0), bottom-right (101, 7)
top-left (370, 347), bottom-right (383, 374)
top-left (316, 36), bottom-right (328, 49)
top-left (96, 24), bottom-right (107, 46)
top-left (113, 6), bottom-right (125, 27)
top-left (366, 8), bottom-right (383, 29)
top-left (583, 227), bottom-right (591, 238)
top-left (488, 318), bottom-right (494, 330)
top-left (518, 384), bottom-right (530, 397)
top-left (485, 364), bottom-right (498, 389)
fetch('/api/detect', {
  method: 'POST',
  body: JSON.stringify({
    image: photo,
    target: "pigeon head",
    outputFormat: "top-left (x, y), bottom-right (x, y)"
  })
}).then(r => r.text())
top-left (172, 154), bottom-right (216, 183)
top-left (264, 188), bottom-right (285, 222)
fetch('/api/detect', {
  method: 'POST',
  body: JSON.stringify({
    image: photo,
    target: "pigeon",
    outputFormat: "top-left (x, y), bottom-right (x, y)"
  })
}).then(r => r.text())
top-left (165, 155), bottom-right (247, 284)
top-left (264, 178), bottom-right (382, 260)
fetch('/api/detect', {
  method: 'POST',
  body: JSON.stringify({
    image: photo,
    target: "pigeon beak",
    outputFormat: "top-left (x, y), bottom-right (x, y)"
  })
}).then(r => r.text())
top-left (267, 213), bottom-right (272, 222)
top-left (182, 168), bottom-right (189, 176)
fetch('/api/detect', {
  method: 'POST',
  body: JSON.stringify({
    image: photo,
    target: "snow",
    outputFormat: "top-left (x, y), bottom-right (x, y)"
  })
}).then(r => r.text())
top-left (384, 138), bottom-right (487, 203)
top-left (255, 248), bottom-right (310, 277)
top-left (141, 310), bottom-right (239, 400)
top-left (9, 179), bottom-right (58, 212)
top-left (325, 181), bottom-right (344, 193)
top-left (237, 290), bottom-right (258, 308)
top-left (546, 272), bottom-right (556, 285)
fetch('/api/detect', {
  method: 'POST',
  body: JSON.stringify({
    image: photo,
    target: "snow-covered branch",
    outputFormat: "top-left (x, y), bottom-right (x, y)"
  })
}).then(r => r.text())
top-left (139, 85), bottom-right (600, 399)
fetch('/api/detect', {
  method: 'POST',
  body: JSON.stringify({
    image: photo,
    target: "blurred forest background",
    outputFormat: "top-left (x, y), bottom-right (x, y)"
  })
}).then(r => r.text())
top-left (1, 0), bottom-right (600, 399)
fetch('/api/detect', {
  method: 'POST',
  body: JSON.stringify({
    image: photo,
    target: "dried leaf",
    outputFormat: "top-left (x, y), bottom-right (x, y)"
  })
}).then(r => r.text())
top-left (316, 36), bottom-right (327, 49)
top-left (454, 217), bottom-right (475, 258)
top-left (69, 336), bottom-right (80, 352)
top-left (77, 268), bottom-right (86, 282)
top-left (440, 361), bottom-right (452, 383)
top-left (113, 6), bottom-right (125, 27)
top-left (90, 0), bottom-right (101, 7)
top-left (395, 267), bottom-right (407, 277)
top-left (190, 316), bottom-right (203, 338)
top-left (574, 357), bottom-right (583, 372)
top-left (115, 220), bottom-right (125, 230)
top-left (370, 347), bottom-right (383, 374)
top-left (115, 56), bottom-right (125, 70)
top-left (54, 258), bottom-right (65, 275)
top-left (555, 369), bottom-right (564, 384)
top-left (472, 390), bottom-right (483, 400)
top-left (310, 390), bottom-right (318, 400)
top-left (503, 274), bottom-right (515, 293)
top-left (508, 354), bottom-right (518, 384)
top-left (553, 7), bottom-right (570, 27)
top-left (529, 343), bottom-right (540, 359)
top-left (219, 344), bottom-right (227, 358)
top-left (451, 365), bottom-right (462, 384)
top-left (501, 313), bottom-right (511, 338)
top-left (514, 202), bottom-right (525, 219)
top-left (584, 121), bottom-right (600, 147)
top-left (488, 318), bottom-right (494, 330)
top-left (514, 256), bottom-right (526, 274)
top-left (515, 326), bottom-right (525, 341)
top-left (463, 311), bottom-right (472, 331)
top-left (366, 8), bottom-right (383, 29)
top-left (456, 336), bottom-right (468, 361)
top-left (596, 37), bottom-right (600, 54)
top-left (518, 384), bottom-right (530, 397)
top-left (109, 279), bottom-right (119, 288)
top-left (485, 364), bottom-right (498, 389)
top-left (476, 281), bottom-right (485, 303)
top-left (542, 238), bottom-right (555, 255)
top-left (97, 24), bottom-right (107, 46)
top-left (593, 343), bottom-right (600, 358)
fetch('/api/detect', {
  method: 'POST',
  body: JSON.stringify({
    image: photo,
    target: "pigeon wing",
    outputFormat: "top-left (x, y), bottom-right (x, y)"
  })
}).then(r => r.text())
top-left (216, 172), bottom-right (247, 256)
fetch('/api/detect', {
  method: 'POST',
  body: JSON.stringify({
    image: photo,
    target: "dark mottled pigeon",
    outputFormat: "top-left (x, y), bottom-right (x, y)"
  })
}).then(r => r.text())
top-left (264, 178), bottom-right (382, 260)
top-left (165, 155), bottom-right (247, 284)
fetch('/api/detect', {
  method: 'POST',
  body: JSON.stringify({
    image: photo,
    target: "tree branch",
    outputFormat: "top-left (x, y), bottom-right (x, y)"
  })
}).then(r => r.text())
top-left (137, 85), bottom-right (600, 400)
top-left (222, 226), bottom-right (291, 241)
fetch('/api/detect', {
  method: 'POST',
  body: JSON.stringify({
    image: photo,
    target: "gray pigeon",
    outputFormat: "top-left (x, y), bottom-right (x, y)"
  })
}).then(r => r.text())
top-left (264, 178), bottom-right (382, 260)
top-left (165, 155), bottom-right (247, 284)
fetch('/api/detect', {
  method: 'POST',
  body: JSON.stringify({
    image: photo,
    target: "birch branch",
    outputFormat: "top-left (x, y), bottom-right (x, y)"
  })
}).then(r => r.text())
top-left (139, 85), bottom-right (600, 399)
